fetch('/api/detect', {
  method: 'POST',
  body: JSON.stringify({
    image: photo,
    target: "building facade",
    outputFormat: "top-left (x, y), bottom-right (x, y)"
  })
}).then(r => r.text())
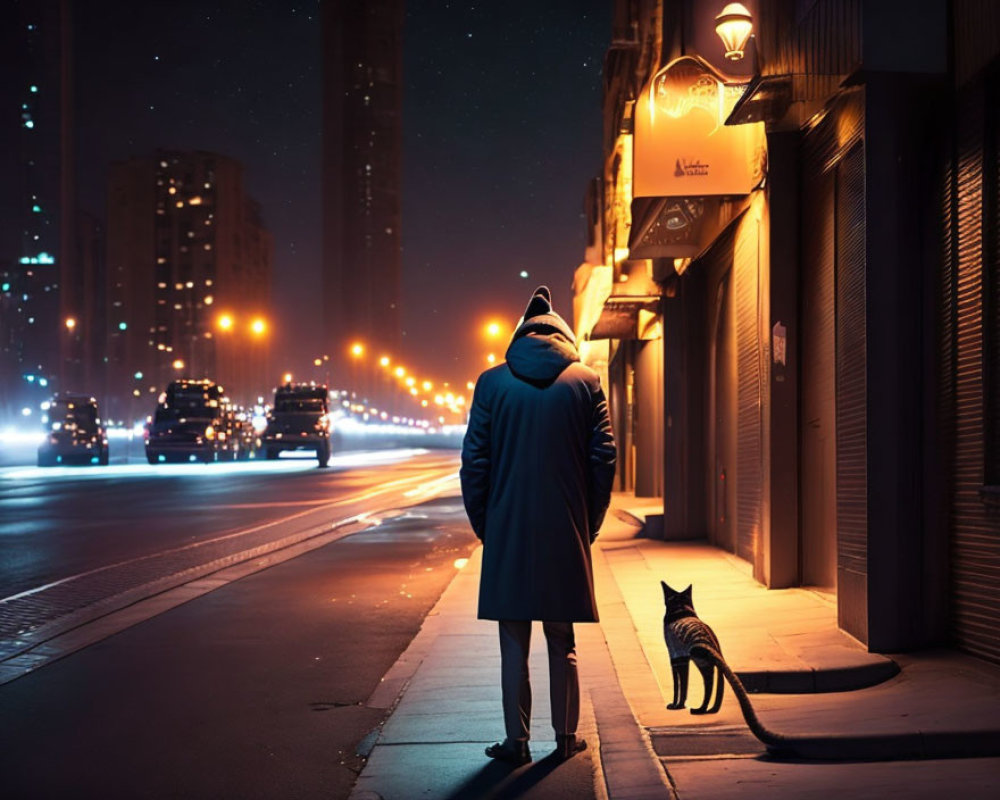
top-left (0, 0), bottom-right (78, 420)
top-left (321, 0), bottom-right (403, 366)
top-left (106, 151), bottom-right (273, 419)
top-left (576, 0), bottom-right (1000, 663)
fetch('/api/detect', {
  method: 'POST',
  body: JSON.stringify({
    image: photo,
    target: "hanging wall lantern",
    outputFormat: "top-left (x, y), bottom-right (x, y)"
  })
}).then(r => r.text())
top-left (715, 3), bottom-right (754, 61)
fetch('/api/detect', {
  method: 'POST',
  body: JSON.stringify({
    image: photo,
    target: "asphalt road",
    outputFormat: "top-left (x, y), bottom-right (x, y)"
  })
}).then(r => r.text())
top-left (0, 449), bottom-right (462, 646)
top-left (0, 453), bottom-right (480, 798)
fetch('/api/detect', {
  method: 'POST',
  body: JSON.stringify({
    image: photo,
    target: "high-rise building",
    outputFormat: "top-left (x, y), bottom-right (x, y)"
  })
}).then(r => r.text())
top-left (0, 0), bottom-right (75, 420)
top-left (106, 151), bottom-right (273, 420)
top-left (321, 0), bottom-right (403, 366)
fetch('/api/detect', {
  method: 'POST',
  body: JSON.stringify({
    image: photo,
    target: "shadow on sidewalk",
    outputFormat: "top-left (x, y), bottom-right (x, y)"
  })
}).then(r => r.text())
top-left (444, 753), bottom-right (564, 799)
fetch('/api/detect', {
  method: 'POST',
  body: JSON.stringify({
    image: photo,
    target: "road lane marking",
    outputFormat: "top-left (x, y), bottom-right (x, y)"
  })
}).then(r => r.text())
top-left (213, 500), bottom-right (344, 509)
top-left (0, 466), bottom-right (456, 606)
top-left (0, 513), bottom-right (378, 686)
top-left (0, 462), bottom-right (465, 684)
top-left (402, 471), bottom-right (460, 499)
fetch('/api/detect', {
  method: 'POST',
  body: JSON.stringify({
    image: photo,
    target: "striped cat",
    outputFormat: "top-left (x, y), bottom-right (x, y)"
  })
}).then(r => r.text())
top-left (657, 579), bottom-right (981, 762)
top-left (661, 580), bottom-right (725, 714)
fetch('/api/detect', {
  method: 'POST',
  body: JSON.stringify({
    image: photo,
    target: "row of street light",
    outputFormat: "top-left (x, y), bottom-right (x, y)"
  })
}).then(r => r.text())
top-left (296, 318), bottom-right (513, 425)
top-left (342, 342), bottom-right (468, 421)
top-left (60, 307), bottom-right (515, 423)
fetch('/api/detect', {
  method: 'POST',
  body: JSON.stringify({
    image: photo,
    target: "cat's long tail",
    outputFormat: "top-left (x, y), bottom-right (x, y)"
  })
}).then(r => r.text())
top-left (689, 644), bottom-right (785, 749)
top-left (689, 643), bottom-right (1000, 760)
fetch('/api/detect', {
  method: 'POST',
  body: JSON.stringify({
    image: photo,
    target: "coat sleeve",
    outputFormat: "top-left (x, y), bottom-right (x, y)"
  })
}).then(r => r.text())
top-left (460, 376), bottom-right (492, 541)
top-left (587, 384), bottom-right (616, 542)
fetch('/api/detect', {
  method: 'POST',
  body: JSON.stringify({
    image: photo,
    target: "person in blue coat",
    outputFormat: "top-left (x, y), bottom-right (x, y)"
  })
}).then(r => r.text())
top-left (461, 286), bottom-right (616, 765)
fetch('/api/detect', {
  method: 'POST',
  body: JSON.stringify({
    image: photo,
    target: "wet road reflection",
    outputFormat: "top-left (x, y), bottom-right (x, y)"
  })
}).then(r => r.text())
top-left (0, 449), bottom-right (461, 609)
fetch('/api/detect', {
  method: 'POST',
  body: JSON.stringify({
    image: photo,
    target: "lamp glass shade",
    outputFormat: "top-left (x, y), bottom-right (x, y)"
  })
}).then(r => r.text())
top-left (715, 3), bottom-right (753, 61)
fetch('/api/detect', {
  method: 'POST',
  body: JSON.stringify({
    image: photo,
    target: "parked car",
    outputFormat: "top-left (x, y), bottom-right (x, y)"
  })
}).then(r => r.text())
top-left (37, 394), bottom-right (109, 467)
top-left (262, 383), bottom-right (332, 466)
top-left (145, 379), bottom-right (239, 464)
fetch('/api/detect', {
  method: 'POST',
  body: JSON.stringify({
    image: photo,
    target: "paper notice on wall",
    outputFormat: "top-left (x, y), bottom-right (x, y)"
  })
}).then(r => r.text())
top-left (772, 321), bottom-right (787, 367)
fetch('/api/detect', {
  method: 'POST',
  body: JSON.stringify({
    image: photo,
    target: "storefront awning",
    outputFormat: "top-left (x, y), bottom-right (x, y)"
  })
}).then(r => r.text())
top-left (725, 73), bottom-right (847, 129)
top-left (590, 296), bottom-right (661, 341)
top-left (628, 194), bottom-right (751, 262)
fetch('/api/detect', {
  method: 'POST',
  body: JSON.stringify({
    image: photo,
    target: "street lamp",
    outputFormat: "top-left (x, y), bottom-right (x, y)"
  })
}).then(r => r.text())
top-left (715, 2), bottom-right (753, 61)
top-left (64, 317), bottom-right (76, 331)
top-left (347, 341), bottom-right (367, 399)
top-left (246, 317), bottom-right (269, 403)
top-left (217, 313), bottom-right (234, 332)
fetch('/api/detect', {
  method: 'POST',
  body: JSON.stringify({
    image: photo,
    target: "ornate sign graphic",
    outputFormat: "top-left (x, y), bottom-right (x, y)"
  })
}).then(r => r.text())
top-left (633, 56), bottom-right (765, 198)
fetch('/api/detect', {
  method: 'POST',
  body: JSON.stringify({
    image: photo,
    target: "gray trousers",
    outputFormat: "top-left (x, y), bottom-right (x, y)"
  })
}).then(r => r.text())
top-left (498, 620), bottom-right (579, 743)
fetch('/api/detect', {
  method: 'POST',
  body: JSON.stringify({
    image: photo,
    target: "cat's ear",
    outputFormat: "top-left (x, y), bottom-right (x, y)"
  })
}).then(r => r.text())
top-left (661, 580), bottom-right (673, 599)
top-left (683, 584), bottom-right (693, 599)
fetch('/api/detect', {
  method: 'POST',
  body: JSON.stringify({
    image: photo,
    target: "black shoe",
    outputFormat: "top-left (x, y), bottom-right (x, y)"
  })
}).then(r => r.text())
top-left (555, 734), bottom-right (587, 760)
top-left (485, 739), bottom-right (531, 765)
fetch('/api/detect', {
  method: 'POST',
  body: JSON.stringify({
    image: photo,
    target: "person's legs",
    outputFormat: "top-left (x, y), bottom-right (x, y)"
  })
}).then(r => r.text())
top-left (498, 620), bottom-right (532, 743)
top-left (543, 621), bottom-right (587, 759)
top-left (542, 621), bottom-right (578, 736)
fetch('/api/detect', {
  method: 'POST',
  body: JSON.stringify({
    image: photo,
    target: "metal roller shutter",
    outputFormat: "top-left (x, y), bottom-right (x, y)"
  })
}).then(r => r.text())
top-left (735, 214), bottom-right (762, 566)
top-left (800, 144), bottom-right (837, 589)
top-left (950, 83), bottom-right (1000, 663)
top-left (986, 76), bottom-right (1000, 488)
top-left (696, 224), bottom-right (739, 556)
top-left (797, 89), bottom-right (867, 639)
top-left (835, 143), bottom-right (868, 641)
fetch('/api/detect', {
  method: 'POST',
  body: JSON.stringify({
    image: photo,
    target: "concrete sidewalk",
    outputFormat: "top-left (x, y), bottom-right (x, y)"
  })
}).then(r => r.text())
top-left (350, 541), bottom-right (668, 800)
top-left (352, 493), bottom-right (1000, 799)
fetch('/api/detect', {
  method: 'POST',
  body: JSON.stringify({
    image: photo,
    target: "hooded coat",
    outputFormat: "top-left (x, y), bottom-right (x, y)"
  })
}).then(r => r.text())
top-left (460, 287), bottom-right (617, 622)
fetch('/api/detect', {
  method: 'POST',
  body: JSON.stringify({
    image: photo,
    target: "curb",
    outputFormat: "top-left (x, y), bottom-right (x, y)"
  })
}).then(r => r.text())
top-left (351, 540), bottom-right (673, 799)
top-left (763, 727), bottom-right (1000, 761)
top-left (737, 658), bottom-right (900, 694)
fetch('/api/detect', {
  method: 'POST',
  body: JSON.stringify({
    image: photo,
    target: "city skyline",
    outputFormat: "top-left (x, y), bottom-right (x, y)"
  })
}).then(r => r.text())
top-left (51, 0), bottom-right (610, 394)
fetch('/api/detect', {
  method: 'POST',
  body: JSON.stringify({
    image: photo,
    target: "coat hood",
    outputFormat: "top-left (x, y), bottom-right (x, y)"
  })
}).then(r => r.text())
top-left (505, 286), bottom-right (580, 384)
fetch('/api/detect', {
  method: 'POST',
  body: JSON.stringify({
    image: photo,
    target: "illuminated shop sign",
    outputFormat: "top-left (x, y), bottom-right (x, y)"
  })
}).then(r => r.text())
top-left (633, 56), bottom-right (765, 198)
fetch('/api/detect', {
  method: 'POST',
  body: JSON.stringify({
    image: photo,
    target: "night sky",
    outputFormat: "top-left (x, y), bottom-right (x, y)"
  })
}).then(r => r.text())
top-left (75, 0), bottom-right (610, 388)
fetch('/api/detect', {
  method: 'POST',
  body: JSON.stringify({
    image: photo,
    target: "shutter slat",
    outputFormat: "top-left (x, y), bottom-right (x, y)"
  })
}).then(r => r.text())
top-left (948, 81), bottom-right (1000, 664)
